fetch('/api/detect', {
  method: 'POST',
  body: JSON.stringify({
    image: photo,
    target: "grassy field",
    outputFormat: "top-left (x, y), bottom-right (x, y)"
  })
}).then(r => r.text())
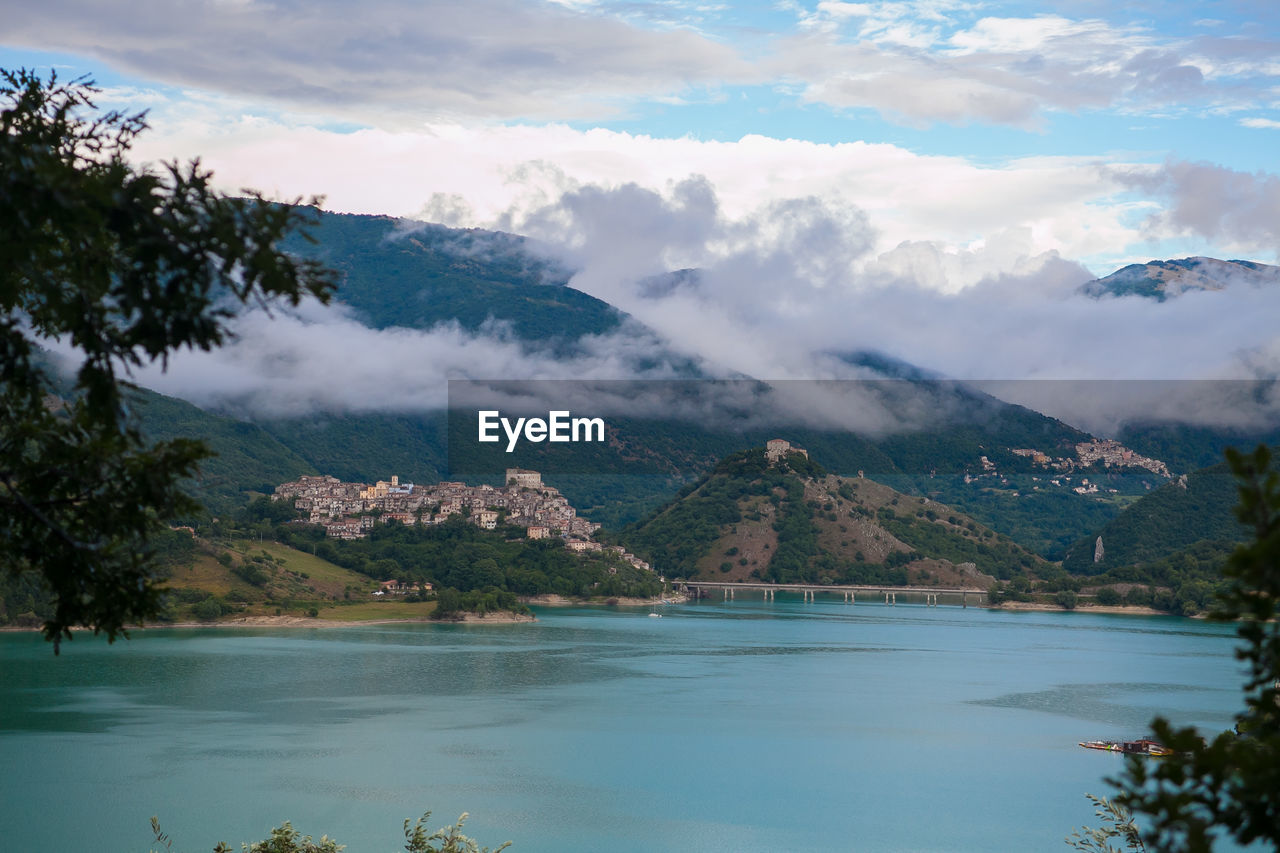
top-left (167, 551), bottom-right (241, 597)
top-left (249, 540), bottom-right (372, 598)
top-left (315, 600), bottom-right (438, 621)
top-left (162, 537), bottom-right (385, 621)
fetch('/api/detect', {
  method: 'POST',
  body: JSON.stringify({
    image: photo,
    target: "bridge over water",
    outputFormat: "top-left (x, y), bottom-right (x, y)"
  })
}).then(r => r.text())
top-left (677, 581), bottom-right (988, 607)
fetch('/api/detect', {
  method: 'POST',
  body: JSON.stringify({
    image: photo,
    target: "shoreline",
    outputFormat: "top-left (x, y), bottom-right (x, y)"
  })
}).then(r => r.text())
top-left (0, 596), bottom-right (1181, 636)
top-left (160, 611), bottom-right (537, 627)
top-left (521, 593), bottom-right (689, 607)
top-left (0, 612), bottom-right (537, 634)
top-left (987, 601), bottom-right (1169, 616)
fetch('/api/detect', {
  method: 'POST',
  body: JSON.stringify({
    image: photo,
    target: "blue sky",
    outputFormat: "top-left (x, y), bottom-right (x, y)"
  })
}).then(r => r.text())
top-left (5, 1), bottom-right (1279, 275)
top-left (9, 1), bottom-right (1279, 167)
top-left (7, 1), bottom-right (1280, 399)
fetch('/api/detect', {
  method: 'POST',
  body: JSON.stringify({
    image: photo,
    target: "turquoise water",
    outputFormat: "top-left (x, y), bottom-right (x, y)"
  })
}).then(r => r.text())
top-left (0, 601), bottom-right (1245, 852)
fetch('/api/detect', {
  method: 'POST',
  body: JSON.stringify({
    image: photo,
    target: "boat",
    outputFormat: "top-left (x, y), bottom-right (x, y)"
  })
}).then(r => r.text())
top-left (1079, 740), bottom-right (1123, 752)
top-left (1078, 738), bottom-right (1173, 757)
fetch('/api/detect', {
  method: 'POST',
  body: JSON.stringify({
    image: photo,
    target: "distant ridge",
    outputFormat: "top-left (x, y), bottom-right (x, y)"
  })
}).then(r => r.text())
top-left (1079, 257), bottom-right (1279, 301)
top-left (280, 210), bottom-right (623, 344)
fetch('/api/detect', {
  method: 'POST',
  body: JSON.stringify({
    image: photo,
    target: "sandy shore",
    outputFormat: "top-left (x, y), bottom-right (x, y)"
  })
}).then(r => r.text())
top-left (5, 595), bottom-right (693, 635)
top-left (989, 601), bottom-right (1168, 616)
top-left (521, 593), bottom-right (689, 607)
top-left (175, 611), bottom-right (535, 627)
top-left (2, 612), bottom-right (538, 635)
top-left (427, 611), bottom-right (537, 624)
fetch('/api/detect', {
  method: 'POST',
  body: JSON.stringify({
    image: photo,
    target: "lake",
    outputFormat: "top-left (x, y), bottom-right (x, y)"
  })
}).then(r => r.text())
top-left (0, 600), bottom-right (1246, 852)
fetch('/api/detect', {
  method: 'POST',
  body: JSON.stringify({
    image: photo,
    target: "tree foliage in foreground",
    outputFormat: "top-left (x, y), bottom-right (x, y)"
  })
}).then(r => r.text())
top-left (1097, 446), bottom-right (1280, 851)
top-left (0, 68), bottom-right (334, 650)
top-left (1067, 794), bottom-right (1146, 853)
top-left (151, 811), bottom-right (511, 853)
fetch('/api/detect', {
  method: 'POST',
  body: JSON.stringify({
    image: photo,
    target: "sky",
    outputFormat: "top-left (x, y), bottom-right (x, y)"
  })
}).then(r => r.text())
top-left (7, 0), bottom-right (1280, 427)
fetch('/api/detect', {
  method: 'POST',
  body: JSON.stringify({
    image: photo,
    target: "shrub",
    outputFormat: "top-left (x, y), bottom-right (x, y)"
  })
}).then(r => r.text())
top-left (1095, 587), bottom-right (1122, 606)
top-left (193, 598), bottom-right (223, 621)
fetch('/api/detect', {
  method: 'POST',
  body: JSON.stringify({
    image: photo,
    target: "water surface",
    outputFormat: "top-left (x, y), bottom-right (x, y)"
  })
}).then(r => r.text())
top-left (0, 601), bottom-right (1245, 852)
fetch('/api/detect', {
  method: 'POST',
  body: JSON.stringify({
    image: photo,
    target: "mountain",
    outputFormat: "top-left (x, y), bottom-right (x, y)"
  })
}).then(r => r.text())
top-left (1117, 421), bottom-right (1280, 475)
top-left (1060, 459), bottom-right (1249, 574)
top-left (1079, 257), bottom-right (1279, 301)
top-left (258, 411), bottom-right (448, 487)
top-left (280, 210), bottom-right (623, 344)
top-left (620, 444), bottom-right (1042, 586)
top-left (133, 230), bottom-right (1278, 554)
top-left (130, 387), bottom-right (317, 512)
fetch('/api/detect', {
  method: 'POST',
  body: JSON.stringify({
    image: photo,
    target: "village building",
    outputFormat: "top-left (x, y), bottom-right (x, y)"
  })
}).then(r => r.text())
top-left (765, 438), bottom-right (809, 464)
top-left (272, 468), bottom-right (657, 573)
top-left (323, 519), bottom-right (364, 540)
top-left (505, 468), bottom-right (543, 489)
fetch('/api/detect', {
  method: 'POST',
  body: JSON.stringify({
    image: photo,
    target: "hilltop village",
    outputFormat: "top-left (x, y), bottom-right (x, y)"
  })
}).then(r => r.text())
top-left (968, 439), bottom-right (1171, 493)
top-left (272, 468), bottom-right (653, 573)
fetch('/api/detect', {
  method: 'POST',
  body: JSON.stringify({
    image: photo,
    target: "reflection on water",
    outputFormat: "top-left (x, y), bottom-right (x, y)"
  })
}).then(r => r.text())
top-left (0, 603), bottom-right (1245, 853)
top-left (973, 682), bottom-right (1237, 730)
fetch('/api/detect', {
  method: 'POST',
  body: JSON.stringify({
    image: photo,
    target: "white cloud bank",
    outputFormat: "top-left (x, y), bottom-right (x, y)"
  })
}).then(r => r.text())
top-left (9, 1), bottom-right (1277, 127)
top-left (107, 173), bottom-right (1280, 437)
top-left (4, 0), bottom-right (750, 124)
top-left (127, 115), bottom-right (1166, 278)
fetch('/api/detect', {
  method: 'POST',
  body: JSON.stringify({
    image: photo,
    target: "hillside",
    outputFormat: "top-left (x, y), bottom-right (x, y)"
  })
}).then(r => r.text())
top-left (1061, 461), bottom-right (1249, 574)
top-left (131, 387), bottom-right (318, 512)
top-left (1117, 421), bottom-right (1280, 475)
top-left (126, 237), bottom-right (1277, 553)
top-left (280, 211), bottom-right (622, 345)
top-left (0, 531), bottom-right (433, 628)
top-left (274, 516), bottom-right (663, 603)
top-left (621, 445), bottom-right (1044, 587)
top-left (1079, 257), bottom-right (1279, 301)
top-left (160, 537), bottom-right (400, 622)
top-left (259, 411), bottom-right (449, 486)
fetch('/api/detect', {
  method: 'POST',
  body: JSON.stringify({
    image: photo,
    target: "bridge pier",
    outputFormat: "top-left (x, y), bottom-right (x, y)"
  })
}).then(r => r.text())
top-left (687, 583), bottom-right (980, 608)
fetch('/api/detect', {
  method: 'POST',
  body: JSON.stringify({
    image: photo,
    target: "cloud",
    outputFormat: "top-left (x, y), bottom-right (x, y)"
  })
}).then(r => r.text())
top-left (771, 8), bottom-right (1234, 127)
top-left (124, 113), bottom-right (1150, 275)
top-left (86, 170), bottom-right (1280, 438)
top-left (3, 0), bottom-right (750, 123)
top-left (114, 299), bottom-right (694, 418)
top-left (1241, 117), bottom-right (1280, 129)
top-left (476, 178), bottom-right (1280, 400)
top-left (7, 0), bottom-right (1277, 129)
top-left (976, 379), bottom-right (1280, 437)
top-left (1115, 159), bottom-right (1280, 250)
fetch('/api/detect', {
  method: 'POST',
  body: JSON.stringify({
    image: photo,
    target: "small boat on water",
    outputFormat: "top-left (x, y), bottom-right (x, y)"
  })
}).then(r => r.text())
top-left (1079, 738), bottom-right (1173, 757)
